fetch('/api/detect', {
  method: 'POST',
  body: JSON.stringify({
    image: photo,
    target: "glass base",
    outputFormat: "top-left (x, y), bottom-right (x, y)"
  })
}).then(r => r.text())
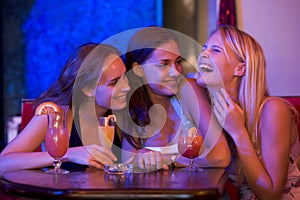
top-left (181, 164), bottom-right (203, 172)
top-left (45, 159), bottom-right (69, 174)
top-left (45, 168), bottom-right (69, 174)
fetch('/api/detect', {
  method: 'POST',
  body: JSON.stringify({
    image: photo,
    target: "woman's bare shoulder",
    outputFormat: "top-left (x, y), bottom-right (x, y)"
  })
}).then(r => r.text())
top-left (260, 97), bottom-right (293, 137)
top-left (262, 97), bottom-right (291, 114)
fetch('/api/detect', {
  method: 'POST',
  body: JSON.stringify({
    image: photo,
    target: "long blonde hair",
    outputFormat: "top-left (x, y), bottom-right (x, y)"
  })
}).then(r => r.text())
top-left (217, 25), bottom-right (269, 150)
top-left (216, 25), bottom-right (299, 185)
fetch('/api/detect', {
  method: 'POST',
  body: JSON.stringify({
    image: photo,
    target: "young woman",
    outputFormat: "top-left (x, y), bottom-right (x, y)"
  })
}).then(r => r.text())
top-left (197, 25), bottom-right (300, 199)
top-left (0, 43), bottom-right (131, 176)
top-left (119, 26), bottom-right (231, 171)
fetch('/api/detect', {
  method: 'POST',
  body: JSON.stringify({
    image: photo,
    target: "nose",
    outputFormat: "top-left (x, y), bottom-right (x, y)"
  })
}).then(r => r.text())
top-left (120, 76), bottom-right (131, 92)
top-left (169, 64), bottom-right (181, 77)
top-left (200, 50), bottom-right (209, 59)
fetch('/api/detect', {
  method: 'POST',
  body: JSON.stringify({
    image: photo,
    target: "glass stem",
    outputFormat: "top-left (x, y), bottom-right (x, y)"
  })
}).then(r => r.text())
top-left (189, 159), bottom-right (194, 166)
top-left (53, 159), bottom-right (62, 172)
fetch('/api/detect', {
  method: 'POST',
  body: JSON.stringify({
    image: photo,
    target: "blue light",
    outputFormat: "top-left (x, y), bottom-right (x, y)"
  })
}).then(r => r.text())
top-left (22, 0), bottom-right (160, 98)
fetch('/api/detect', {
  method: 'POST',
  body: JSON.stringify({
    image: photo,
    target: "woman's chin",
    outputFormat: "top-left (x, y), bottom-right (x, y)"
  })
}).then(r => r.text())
top-left (196, 78), bottom-right (207, 88)
top-left (111, 102), bottom-right (127, 111)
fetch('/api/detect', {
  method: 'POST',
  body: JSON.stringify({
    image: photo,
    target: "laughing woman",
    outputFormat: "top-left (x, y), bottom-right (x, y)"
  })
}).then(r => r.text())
top-left (196, 25), bottom-right (300, 199)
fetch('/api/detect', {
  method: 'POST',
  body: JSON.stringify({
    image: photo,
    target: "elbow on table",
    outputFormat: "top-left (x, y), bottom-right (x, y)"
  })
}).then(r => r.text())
top-left (207, 148), bottom-right (231, 168)
top-left (0, 154), bottom-right (21, 177)
top-left (213, 154), bottom-right (231, 168)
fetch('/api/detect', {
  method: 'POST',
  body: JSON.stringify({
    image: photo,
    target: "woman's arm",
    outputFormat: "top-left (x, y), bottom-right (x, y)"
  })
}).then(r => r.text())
top-left (236, 99), bottom-right (290, 199)
top-left (0, 114), bottom-right (117, 176)
top-left (0, 115), bottom-right (54, 176)
top-left (180, 79), bottom-right (231, 168)
top-left (214, 90), bottom-right (291, 199)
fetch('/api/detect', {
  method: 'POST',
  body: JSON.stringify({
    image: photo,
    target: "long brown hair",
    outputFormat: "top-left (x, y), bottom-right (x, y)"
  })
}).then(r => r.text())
top-left (34, 43), bottom-right (97, 109)
top-left (216, 25), bottom-right (269, 148)
top-left (123, 27), bottom-right (179, 149)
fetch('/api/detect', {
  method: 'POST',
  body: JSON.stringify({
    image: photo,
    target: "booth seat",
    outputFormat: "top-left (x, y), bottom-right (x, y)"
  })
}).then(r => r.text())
top-left (20, 99), bottom-right (42, 152)
top-left (20, 99), bottom-right (35, 131)
top-left (284, 96), bottom-right (300, 133)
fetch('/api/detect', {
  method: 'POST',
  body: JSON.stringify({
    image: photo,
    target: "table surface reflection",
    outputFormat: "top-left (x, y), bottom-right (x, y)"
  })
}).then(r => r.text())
top-left (1, 167), bottom-right (227, 199)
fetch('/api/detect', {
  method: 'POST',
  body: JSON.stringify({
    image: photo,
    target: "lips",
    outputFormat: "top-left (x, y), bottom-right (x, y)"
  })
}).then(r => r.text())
top-left (115, 94), bottom-right (127, 100)
top-left (164, 80), bottom-right (177, 84)
top-left (198, 64), bottom-right (213, 72)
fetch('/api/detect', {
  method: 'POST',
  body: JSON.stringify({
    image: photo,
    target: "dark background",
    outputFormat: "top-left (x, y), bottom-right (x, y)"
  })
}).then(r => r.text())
top-left (1, 0), bottom-right (206, 151)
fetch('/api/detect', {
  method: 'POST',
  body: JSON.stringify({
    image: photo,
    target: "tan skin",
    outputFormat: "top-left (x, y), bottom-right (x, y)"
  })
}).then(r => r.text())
top-left (198, 30), bottom-right (297, 199)
top-left (0, 55), bottom-right (130, 176)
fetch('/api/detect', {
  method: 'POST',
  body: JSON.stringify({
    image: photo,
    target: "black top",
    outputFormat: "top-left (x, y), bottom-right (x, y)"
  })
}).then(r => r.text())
top-left (60, 121), bottom-right (123, 171)
top-left (61, 122), bottom-right (88, 171)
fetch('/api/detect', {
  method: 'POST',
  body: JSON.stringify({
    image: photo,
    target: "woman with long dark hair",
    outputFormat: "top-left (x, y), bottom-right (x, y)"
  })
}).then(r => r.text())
top-left (0, 43), bottom-right (131, 176)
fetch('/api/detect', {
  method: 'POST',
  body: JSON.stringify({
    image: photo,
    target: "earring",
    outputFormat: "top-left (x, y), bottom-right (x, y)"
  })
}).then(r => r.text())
top-left (82, 88), bottom-right (94, 98)
top-left (86, 92), bottom-right (94, 97)
top-left (121, 88), bottom-right (129, 92)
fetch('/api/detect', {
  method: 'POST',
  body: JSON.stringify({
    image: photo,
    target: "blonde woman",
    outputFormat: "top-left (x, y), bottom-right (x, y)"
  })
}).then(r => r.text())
top-left (196, 25), bottom-right (300, 199)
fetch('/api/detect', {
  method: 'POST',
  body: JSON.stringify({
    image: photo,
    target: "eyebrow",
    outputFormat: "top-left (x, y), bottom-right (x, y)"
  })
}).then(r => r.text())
top-left (108, 77), bottom-right (120, 83)
top-left (202, 44), bottom-right (222, 50)
top-left (212, 44), bottom-right (222, 49)
top-left (159, 56), bottom-right (182, 62)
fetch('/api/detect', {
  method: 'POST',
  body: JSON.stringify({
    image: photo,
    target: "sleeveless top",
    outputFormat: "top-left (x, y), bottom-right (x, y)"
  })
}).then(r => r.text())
top-left (170, 97), bottom-right (221, 158)
top-left (146, 97), bottom-right (220, 158)
top-left (237, 97), bottom-right (300, 200)
top-left (142, 97), bottom-right (190, 151)
top-left (60, 122), bottom-right (88, 171)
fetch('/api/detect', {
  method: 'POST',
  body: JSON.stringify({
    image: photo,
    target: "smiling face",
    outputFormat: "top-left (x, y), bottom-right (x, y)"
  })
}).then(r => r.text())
top-left (95, 54), bottom-right (130, 110)
top-left (140, 40), bottom-right (183, 96)
top-left (197, 31), bottom-right (242, 90)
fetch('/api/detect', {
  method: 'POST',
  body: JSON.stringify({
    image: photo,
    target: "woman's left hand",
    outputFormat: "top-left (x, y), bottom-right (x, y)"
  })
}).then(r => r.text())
top-left (213, 88), bottom-right (246, 137)
top-left (136, 148), bottom-right (169, 171)
top-left (64, 144), bottom-right (117, 169)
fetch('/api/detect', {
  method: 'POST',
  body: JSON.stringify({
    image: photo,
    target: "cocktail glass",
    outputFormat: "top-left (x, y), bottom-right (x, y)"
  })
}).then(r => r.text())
top-left (98, 115), bottom-right (116, 149)
top-left (178, 127), bottom-right (203, 172)
top-left (45, 105), bottom-right (70, 174)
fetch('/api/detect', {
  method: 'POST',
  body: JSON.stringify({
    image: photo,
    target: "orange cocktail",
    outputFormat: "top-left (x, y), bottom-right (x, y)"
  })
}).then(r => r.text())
top-left (99, 126), bottom-right (115, 149)
top-left (178, 127), bottom-right (203, 171)
top-left (178, 134), bottom-right (203, 159)
top-left (45, 128), bottom-right (69, 159)
top-left (98, 115), bottom-right (116, 149)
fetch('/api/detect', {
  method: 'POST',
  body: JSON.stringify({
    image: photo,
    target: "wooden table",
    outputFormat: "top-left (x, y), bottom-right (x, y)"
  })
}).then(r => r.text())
top-left (1, 167), bottom-right (227, 199)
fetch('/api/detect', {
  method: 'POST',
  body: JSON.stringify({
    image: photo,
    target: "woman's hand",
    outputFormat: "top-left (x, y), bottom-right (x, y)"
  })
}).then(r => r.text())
top-left (64, 144), bottom-right (117, 169)
top-left (136, 149), bottom-right (169, 171)
top-left (213, 88), bottom-right (246, 138)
